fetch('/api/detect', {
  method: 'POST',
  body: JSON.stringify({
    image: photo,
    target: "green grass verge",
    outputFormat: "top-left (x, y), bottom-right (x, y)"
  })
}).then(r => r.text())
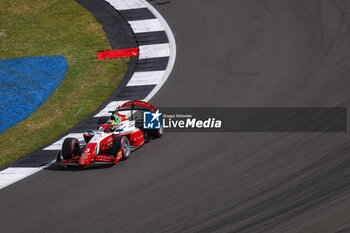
top-left (0, 0), bottom-right (128, 167)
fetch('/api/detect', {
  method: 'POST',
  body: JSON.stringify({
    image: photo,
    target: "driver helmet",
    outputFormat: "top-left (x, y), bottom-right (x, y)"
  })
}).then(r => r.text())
top-left (110, 114), bottom-right (122, 124)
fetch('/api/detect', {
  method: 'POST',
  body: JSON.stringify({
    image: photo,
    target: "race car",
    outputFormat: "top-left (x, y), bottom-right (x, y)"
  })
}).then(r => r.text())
top-left (56, 100), bottom-right (163, 167)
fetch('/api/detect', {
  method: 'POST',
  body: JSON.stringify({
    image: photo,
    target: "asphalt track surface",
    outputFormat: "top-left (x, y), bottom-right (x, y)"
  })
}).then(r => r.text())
top-left (1, 0), bottom-right (350, 232)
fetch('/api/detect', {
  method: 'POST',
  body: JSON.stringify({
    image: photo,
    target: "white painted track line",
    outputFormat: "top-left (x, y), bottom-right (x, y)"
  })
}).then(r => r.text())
top-left (128, 19), bottom-right (164, 33)
top-left (0, 167), bottom-right (42, 189)
top-left (127, 71), bottom-right (165, 86)
top-left (43, 133), bottom-right (85, 150)
top-left (105, 0), bottom-right (145, 10)
top-left (140, 0), bottom-right (177, 101)
top-left (139, 43), bottom-right (170, 59)
top-left (94, 100), bottom-right (130, 117)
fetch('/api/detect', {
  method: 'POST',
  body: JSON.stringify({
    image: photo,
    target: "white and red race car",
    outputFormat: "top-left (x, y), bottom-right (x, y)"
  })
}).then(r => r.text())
top-left (56, 100), bottom-right (163, 167)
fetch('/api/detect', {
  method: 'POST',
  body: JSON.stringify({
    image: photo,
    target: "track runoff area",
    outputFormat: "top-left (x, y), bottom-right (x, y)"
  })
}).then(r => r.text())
top-left (0, 0), bottom-right (176, 189)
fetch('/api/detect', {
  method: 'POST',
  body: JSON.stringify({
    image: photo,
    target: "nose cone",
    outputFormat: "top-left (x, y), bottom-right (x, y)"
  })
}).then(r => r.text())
top-left (79, 143), bottom-right (97, 166)
top-left (79, 156), bottom-right (89, 166)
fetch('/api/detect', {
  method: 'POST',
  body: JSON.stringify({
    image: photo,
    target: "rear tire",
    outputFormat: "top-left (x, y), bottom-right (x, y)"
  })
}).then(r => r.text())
top-left (62, 137), bottom-right (80, 159)
top-left (111, 136), bottom-right (131, 160)
top-left (146, 124), bottom-right (164, 138)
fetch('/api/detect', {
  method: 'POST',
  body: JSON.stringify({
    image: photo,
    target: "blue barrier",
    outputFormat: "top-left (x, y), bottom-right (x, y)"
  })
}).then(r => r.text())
top-left (0, 56), bottom-right (67, 133)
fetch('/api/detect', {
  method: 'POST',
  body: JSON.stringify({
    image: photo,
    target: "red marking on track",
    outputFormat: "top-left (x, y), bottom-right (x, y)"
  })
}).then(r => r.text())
top-left (97, 48), bottom-right (139, 60)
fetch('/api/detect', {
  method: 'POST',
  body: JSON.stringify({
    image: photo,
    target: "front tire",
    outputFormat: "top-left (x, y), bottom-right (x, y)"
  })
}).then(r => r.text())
top-left (62, 137), bottom-right (80, 159)
top-left (111, 136), bottom-right (131, 160)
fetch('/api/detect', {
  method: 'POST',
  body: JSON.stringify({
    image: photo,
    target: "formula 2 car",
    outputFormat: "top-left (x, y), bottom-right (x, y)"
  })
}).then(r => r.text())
top-left (56, 100), bottom-right (163, 167)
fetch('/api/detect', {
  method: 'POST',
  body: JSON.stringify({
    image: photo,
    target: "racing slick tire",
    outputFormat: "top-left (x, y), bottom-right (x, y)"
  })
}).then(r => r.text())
top-left (111, 136), bottom-right (131, 160)
top-left (97, 116), bottom-right (109, 129)
top-left (145, 124), bottom-right (164, 138)
top-left (62, 137), bottom-right (80, 159)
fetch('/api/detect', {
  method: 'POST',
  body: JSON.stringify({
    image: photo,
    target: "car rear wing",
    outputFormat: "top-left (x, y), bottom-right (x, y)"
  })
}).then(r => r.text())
top-left (108, 100), bottom-right (157, 120)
